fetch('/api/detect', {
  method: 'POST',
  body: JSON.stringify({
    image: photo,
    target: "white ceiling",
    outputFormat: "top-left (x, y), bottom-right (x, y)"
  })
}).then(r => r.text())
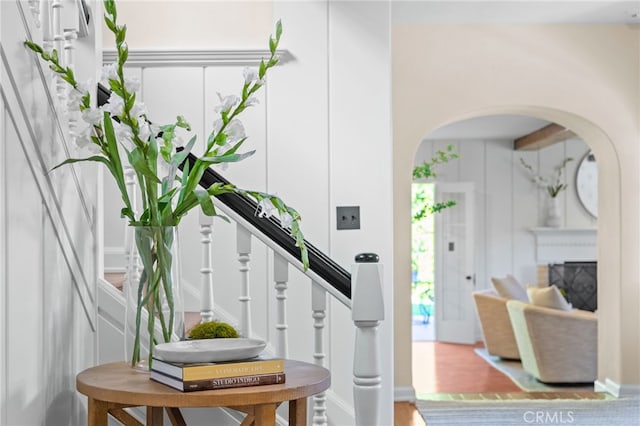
top-left (393, 1), bottom-right (640, 24)
top-left (425, 115), bottom-right (550, 140)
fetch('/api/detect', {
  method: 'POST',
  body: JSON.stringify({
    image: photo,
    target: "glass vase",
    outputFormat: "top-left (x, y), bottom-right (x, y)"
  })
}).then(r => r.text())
top-left (124, 226), bottom-right (185, 370)
top-left (546, 197), bottom-right (562, 228)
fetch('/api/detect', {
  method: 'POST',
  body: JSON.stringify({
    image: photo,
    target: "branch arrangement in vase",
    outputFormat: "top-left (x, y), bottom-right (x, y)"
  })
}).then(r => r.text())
top-left (412, 144), bottom-right (459, 221)
top-left (25, 0), bottom-right (308, 367)
top-left (520, 157), bottom-right (573, 198)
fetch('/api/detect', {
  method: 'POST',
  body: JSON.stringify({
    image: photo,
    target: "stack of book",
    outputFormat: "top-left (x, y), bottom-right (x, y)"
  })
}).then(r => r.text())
top-left (150, 356), bottom-right (285, 392)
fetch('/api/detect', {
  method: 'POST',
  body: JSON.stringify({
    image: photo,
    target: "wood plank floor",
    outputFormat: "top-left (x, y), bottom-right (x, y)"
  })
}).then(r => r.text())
top-left (394, 341), bottom-right (606, 425)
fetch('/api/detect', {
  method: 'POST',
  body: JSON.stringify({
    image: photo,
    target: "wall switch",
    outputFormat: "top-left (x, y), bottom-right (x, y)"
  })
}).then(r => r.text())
top-left (337, 206), bottom-right (360, 230)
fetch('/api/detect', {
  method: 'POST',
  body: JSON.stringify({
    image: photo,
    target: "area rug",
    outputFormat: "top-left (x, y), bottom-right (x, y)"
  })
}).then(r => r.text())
top-left (474, 348), bottom-right (594, 392)
top-left (417, 397), bottom-right (640, 426)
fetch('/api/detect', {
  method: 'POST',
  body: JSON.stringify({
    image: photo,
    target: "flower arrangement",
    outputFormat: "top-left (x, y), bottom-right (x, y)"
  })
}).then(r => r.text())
top-left (520, 157), bottom-right (573, 198)
top-left (25, 0), bottom-right (307, 367)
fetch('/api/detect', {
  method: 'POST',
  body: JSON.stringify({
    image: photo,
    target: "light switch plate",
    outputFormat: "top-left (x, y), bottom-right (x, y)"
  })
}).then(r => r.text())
top-left (337, 206), bottom-right (360, 230)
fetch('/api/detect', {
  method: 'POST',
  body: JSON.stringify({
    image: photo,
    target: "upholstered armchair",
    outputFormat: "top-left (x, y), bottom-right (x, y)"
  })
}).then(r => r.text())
top-left (506, 300), bottom-right (597, 384)
top-left (472, 289), bottom-right (520, 360)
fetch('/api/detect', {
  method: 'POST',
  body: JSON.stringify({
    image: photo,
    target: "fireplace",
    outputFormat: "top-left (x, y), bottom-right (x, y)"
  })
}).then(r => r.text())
top-left (548, 262), bottom-right (597, 312)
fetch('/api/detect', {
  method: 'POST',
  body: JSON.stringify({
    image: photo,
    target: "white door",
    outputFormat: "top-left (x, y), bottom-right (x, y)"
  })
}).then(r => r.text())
top-left (434, 183), bottom-right (476, 344)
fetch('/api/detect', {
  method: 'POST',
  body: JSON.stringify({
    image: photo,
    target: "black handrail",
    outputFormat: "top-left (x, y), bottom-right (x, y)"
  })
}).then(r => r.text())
top-left (96, 84), bottom-right (351, 299)
top-left (182, 153), bottom-right (351, 300)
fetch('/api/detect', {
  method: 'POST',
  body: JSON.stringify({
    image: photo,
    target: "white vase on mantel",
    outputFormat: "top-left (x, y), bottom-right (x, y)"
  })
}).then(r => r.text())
top-left (546, 196), bottom-right (562, 228)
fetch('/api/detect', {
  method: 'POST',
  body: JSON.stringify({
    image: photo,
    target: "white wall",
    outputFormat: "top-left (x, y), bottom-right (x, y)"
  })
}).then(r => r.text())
top-left (416, 137), bottom-right (594, 291)
top-left (102, 0), bottom-right (394, 422)
top-left (1, 1), bottom-right (100, 424)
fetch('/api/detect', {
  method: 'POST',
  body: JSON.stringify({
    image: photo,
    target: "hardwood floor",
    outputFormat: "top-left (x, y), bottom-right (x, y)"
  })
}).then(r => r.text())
top-left (393, 341), bottom-right (607, 425)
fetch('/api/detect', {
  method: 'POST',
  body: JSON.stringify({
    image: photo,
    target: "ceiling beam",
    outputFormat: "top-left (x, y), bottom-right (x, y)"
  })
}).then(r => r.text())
top-left (514, 123), bottom-right (576, 151)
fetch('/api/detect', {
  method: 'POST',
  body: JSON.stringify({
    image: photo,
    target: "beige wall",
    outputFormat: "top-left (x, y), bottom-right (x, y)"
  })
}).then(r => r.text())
top-left (102, 0), bottom-right (273, 49)
top-left (393, 24), bottom-right (640, 391)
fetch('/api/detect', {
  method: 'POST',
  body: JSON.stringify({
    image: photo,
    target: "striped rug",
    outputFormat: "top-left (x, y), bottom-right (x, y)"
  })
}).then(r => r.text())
top-left (418, 397), bottom-right (640, 425)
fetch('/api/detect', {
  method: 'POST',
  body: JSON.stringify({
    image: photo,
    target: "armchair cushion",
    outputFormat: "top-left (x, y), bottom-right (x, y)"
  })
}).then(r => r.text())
top-left (527, 285), bottom-right (572, 311)
top-left (491, 275), bottom-right (528, 302)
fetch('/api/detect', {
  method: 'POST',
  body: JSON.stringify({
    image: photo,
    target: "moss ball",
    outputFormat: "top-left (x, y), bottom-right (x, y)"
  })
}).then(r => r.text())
top-left (188, 321), bottom-right (239, 339)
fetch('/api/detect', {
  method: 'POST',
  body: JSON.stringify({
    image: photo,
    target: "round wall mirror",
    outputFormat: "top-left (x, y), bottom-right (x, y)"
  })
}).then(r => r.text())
top-left (576, 151), bottom-right (597, 218)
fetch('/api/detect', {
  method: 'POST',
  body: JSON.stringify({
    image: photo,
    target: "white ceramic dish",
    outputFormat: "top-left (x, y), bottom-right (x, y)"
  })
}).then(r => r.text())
top-left (155, 338), bottom-right (266, 363)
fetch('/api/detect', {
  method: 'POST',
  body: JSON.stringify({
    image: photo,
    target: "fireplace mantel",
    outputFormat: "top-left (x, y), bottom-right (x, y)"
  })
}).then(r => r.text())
top-left (529, 228), bottom-right (597, 263)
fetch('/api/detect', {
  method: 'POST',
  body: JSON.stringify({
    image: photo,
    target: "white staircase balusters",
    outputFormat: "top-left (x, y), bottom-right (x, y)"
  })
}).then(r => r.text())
top-left (311, 281), bottom-right (328, 426)
top-left (122, 165), bottom-right (138, 288)
top-left (51, 0), bottom-right (66, 103)
top-left (29, 0), bottom-right (41, 27)
top-left (237, 224), bottom-right (252, 337)
top-left (351, 255), bottom-right (384, 426)
top-left (40, 0), bottom-right (53, 52)
top-left (273, 253), bottom-right (289, 358)
top-left (199, 211), bottom-right (215, 323)
top-left (64, 29), bottom-right (78, 137)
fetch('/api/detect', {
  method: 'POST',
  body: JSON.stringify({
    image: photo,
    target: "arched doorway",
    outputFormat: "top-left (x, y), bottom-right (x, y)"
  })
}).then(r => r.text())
top-left (410, 114), bottom-right (600, 394)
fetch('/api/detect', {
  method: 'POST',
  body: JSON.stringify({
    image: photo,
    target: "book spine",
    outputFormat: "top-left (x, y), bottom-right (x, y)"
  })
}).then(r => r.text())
top-left (156, 359), bottom-right (284, 381)
top-left (151, 372), bottom-right (287, 392)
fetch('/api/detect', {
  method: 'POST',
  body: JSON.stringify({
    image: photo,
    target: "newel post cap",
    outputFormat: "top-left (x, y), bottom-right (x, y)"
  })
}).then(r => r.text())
top-left (351, 253), bottom-right (384, 321)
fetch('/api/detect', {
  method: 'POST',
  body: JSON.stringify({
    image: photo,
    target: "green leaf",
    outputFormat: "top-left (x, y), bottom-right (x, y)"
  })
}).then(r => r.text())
top-left (194, 189), bottom-right (216, 216)
top-left (275, 20), bottom-right (283, 41)
top-left (171, 135), bottom-right (197, 166)
top-left (127, 148), bottom-right (160, 184)
top-left (50, 155), bottom-right (110, 172)
top-left (201, 150), bottom-right (255, 164)
top-left (24, 40), bottom-right (43, 54)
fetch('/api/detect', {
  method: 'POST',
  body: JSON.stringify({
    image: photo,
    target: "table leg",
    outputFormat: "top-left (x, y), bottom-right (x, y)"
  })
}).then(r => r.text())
top-left (289, 398), bottom-right (308, 426)
top-left (253, 404), bottom-right (277, 426)
top-left (87, 398), bottom-right (109, 426)
top-left (165, 407), bottom-right (186, 426)
top-left (146, 406), bottom-right (164, 426)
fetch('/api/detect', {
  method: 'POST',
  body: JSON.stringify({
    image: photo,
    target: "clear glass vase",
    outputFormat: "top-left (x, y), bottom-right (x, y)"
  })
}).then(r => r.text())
top-left (124, 226), bottom-right (185, 370)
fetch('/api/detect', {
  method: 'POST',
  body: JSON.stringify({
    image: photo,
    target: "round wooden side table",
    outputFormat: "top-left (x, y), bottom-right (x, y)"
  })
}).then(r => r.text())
top-left (76, 360), bottom-right (330, 426)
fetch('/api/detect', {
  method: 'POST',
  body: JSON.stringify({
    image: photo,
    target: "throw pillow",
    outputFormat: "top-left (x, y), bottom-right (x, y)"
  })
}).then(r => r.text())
top-left (491, 275), bottom-right (528, 301)
top-left (526, 285), bottom-right (573, 311)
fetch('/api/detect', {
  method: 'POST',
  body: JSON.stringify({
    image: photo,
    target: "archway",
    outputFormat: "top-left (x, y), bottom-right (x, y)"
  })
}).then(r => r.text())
top-left (394, 105), bottom-right (625, 397)
top-left (409, 112), bottom-right (603, 394)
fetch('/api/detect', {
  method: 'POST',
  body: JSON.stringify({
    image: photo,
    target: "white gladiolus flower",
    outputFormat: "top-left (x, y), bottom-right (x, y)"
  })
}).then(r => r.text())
top-left (214, 93), bottom-right (240, 113)
top-left (243, 67), bottom-right (258, 84)
top-left (130, 101), bottom-right (148, 119)
top-left (257, 198), bottom-right (277, 219)
top-left (81, 108), bottom-right (103, 126)
top-left (112, 120), bottom-right (134, 150)
top-left (67, 88), bottom-right (83, 111)
top-left (280, 211), bottom-right (293, 228)
top-left (100, 63), bottom-right (118, 85)
top-left (103, 93), bottom-right (124, 117)
top-left (138, 121), bottom-right (152, 142)
top-left (124, 76), bottom-right (141, 93)
top-left (245, 96), bottom-right (259, 107)
top-left (226, 119), bottom-right (245, 143)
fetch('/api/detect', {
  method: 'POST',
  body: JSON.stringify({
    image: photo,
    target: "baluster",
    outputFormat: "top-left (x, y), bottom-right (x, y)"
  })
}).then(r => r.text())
top-left (29, 0), bottom-right (41, 27)
top-left (311, 282), bottom-right (328, 426)
top-left (64, 29), bottom-right (78, 136)
top-left (51, 0), bottom-right (66, 103)
top-left (40, 0), bottom-right (53, 52)
top-left (351, 253), bottom-right (384, 426)
top-left (273, 253), bottom-right (289, 358)
top-left (123, 166), bottom-right (139, 289)
top-left (237, 224), bottom-right (252, 337)
top-left (199, 211), bottom-right (215, 323)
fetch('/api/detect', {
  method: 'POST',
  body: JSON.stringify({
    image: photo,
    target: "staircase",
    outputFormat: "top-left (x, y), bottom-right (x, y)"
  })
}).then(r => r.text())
top-left (14, 1), bottom-right (392, 424)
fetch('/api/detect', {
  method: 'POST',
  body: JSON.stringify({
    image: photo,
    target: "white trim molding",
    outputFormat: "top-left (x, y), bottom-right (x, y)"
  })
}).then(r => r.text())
top-left (595, 378), bottom-right (640, 397)
top-left (394, 386), bottom-right (417, 402)
top-left (102, 49), bottom-right (294, 67)
top-left (529, 227), bottom-right (597, 263)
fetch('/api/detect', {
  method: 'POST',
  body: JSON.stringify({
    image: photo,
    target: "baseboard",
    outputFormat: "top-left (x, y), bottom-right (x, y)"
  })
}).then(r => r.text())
top-left (394, 385), bottom-right (417, 402)
top-left (595, 378), bottom-right (640, 397)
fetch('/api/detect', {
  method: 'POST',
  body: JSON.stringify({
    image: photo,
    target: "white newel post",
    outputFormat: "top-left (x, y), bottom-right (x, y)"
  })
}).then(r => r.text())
top-left (51, 0), bottom-right (66, 102)
top-left (237, 224), bottom-right (252, 337)
top-left (40, 0), bottom-right (52, 51)
top-left (311, 282), bottom-right (328, 426)
top-left (273, 253), bottom-right (289, 358)
top-left (199, 211), bottom-right (215, 323)
top-left (351, 253), bottom-right (384, 426)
